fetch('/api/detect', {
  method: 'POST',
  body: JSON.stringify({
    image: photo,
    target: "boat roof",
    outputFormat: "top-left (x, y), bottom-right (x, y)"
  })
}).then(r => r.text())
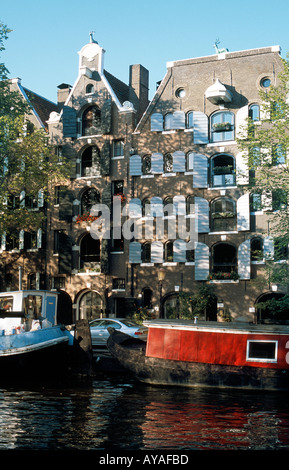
top-left (143, 320), bottom-right (289, 335)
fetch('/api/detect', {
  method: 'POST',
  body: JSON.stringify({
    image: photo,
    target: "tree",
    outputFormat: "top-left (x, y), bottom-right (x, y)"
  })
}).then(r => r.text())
top-left (237, 55), bottom-right (289, 310)
top-left (0, 23), bottom-right (70, 235)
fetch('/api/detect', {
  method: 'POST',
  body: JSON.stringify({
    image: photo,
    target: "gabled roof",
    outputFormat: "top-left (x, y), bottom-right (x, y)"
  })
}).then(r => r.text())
top-left (103, 69), bottom-right (130, 104)
top-left (22, 87), bottom-right (59, 128)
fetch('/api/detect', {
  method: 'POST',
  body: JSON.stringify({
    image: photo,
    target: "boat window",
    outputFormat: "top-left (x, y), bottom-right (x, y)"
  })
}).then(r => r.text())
top-left (246, 340), bottom-right (278, 362)
top-left (0, 296), bottom-right (14, 312)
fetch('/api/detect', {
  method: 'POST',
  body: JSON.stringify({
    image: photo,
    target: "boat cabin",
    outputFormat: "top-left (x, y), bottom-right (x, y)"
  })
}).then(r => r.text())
top-left (144, 320), bottom-right (289, 370)
top-left (0, 290), bottom-right (58, 335)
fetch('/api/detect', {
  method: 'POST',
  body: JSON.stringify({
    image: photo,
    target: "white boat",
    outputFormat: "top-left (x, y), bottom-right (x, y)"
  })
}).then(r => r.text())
top-left (0, 290), bottom-right (74, 377)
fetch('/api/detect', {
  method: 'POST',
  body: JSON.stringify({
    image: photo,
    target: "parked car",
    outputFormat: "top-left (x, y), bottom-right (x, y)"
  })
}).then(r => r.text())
top-left (89, 318), bottom-right (148, 347)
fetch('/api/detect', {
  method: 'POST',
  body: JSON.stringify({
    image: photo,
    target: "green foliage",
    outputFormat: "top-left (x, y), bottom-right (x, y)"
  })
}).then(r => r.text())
top-left (0, 23), bottom-right (71, 233)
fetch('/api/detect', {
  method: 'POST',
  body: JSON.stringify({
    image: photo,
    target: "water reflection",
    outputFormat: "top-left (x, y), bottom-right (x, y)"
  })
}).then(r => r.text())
top-left (0, 375), bottom-right (289, 450)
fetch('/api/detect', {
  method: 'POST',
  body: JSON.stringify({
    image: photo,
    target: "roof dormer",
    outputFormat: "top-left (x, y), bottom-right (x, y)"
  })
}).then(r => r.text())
top-left (205, 79), bottom-right (232, 105)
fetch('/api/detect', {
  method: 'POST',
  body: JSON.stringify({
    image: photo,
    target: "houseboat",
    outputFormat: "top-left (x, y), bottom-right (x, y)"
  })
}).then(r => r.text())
top-left (0, 290), bottom-right (74, 377)
top-left (107, 320), bottom-right (289, 391)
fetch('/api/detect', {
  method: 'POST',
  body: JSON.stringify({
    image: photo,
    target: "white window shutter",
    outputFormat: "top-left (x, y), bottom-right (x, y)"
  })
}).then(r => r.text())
top-left (195, 242), bottom-right (209, 280)
top-left (151, 153), bottom-right (163, 174)
top-left (151, 241), bottom-right (163, 263)
top-left (172, 111), bottom-right (186, 129)
top-left (236, 151), bottom-right (249, 185)
top-left (236, 105), bottom-right (249, 139)
top-left (173, 151), bottom-right (186, 172)
top-left (1, 233), bottom-right (6, 251)
top-left (20, 190), bottom-right (25, 208)
top-left (151, 113), bottom-right (163, 132)
top-left (193, 112), bottom-right (209, 144)
top-left (38, 189), bottom-right (44, 208)
top-left (19, 230), bottom-right (24, 250)
top-left (193, 153), bottom-right (208, 188)
top-left (238, 240), bottom-right (251, 279)
top-left (264, 236), bottom-right (274, 260)
top-left (173, 239), bottom-right (186, 262)
top-left (173, 195), bottom-right (186, 215)
top-left (129, 198), bottom-right (142, 218)
top-left (37, 229), bottom-right (42, 249)
top-left (129, 242), bottom-right (142, 264)
top-left (195, 197), bottom-right (209, 233)
top-left (130, 155), bottom-right (142, 176)
top-left (150, 197), bottom-right (163, 217)
top-left (237, 193), bottom-right (250, 231)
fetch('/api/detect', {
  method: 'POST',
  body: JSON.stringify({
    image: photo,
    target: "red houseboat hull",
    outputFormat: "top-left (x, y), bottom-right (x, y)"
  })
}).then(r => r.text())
top-left (107, 321), bottom-right (289, 391)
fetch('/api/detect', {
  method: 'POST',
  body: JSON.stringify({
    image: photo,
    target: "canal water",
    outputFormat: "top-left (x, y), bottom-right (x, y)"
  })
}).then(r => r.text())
top-left (0, 371), bottom-right (289, 452)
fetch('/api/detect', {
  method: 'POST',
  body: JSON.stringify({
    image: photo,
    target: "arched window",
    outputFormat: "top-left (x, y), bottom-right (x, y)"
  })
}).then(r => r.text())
top-left (142, 155), bottom-right (151, 175)
top-left (82, 106), bottom-right (101, 136)
top-left (186, 111), bottom-right (194, 128)
top-left (212, 243), bottom-right (237, 274)
top-left (164, 241), bottom-right (174, 262)
top-left (211, 197), bottom-right (236, 232)
top-left (142, 198), bottom-right (151, 216)
top-left (164, 153), bottom-right (173, 173)
top-left (86, 84), bottom-right (94, 94)
top-left (142, 242), bottom-right (151, 263)
top-left (143, 288), bottom-right (153, 308)
top-left (81, 146), bottom-right (101, 177)
top-left (211, 154), bottom-right (235, 187)
top-left (79, 290), bottom-right (102, 321)
top-left (210, 111), bottom-right (234, 142)
top-left (80, 233), bottom-right (100, 269)
top-left (81, 188), bottom-right (100, 215)
top-left (249, 104), bottom-right (260, 122)
top-left (186, 195), bottom-right (195, 214)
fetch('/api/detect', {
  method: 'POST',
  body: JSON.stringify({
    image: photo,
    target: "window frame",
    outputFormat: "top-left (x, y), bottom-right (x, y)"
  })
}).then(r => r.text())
top-left (246, 340), bottom-right (278, 363)
top-left (210, 111), bottom-right (235, 143)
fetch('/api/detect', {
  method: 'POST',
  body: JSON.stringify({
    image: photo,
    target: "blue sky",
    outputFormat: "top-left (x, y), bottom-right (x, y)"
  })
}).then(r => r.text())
top-left (1, 0), bottom-right (289, 103)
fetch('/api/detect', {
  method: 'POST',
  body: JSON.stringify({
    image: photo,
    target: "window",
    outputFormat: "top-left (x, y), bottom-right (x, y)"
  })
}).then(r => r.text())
top-left (164, 153), bottom-right (173, 173)
top-left (274, 238), bottom-right (288, 261)
top-left (79, 291), bottom-right (102, 321)
top-left (6, 231), bottom-right (19, 251)
top-left (112, 278), bottom-right (125, 290)
top-left (80, 234), bottom-right (100, 269)
top-left (86, 84), bottom-right (94, 94)
top-left (142, 198), bottom-right (151, 217)
top-left (24, 231), bottom-right (38, 250)
top-left (249, 104), bottom-right (260, 122)
top-left (272, 188), bottom-right (287, 211)
top-left (176, 88), bottom-right (185, 98)
top-left (82, 106), bottom-right (101, 136)
top-left (164, 241), bottom-right (174, 262)
top-left (212, 242), bottom-right (237, 274)
top-left (251, 237), bottom-right (263, 262)
top-left (211, 198), bottom-right (236, 232)
top-left (211, 154), bottom-right (235, 187)
top-left (142, 242), bottom-right (151, 263)
top-left (81, 146), bottom-right (101, 177)
top-left (246, 340), bottom-right (277, 362)
top-left (113, 140), bottom-right (124, 158)
top-left (272, 144), bottom-right (286, 165)
top-left (210, 111), bottom-right (234, 143)
top-left (81, 188), bottom-right (100, 215)
top-left (0, 296), bottom-right (14, 311)
top-left (142, 155), bottom-right (151, 175)
top-left (187, 111), bottom-right (194, 129)
top-left (260, 77), bottom-right (271, 88)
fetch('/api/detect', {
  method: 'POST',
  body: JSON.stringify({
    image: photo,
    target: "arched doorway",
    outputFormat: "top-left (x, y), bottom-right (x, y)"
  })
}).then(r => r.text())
top-left (57, 291), bottom-right (73, 325)
top-left (78, 290), bottom-right (103, 321)
top-left (255, 292), bottom-right (289, 323)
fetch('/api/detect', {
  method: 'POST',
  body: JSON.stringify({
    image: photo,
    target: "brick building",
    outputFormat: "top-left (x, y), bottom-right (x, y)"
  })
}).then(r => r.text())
top-left (3, 38), bottom-right (288, 324)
